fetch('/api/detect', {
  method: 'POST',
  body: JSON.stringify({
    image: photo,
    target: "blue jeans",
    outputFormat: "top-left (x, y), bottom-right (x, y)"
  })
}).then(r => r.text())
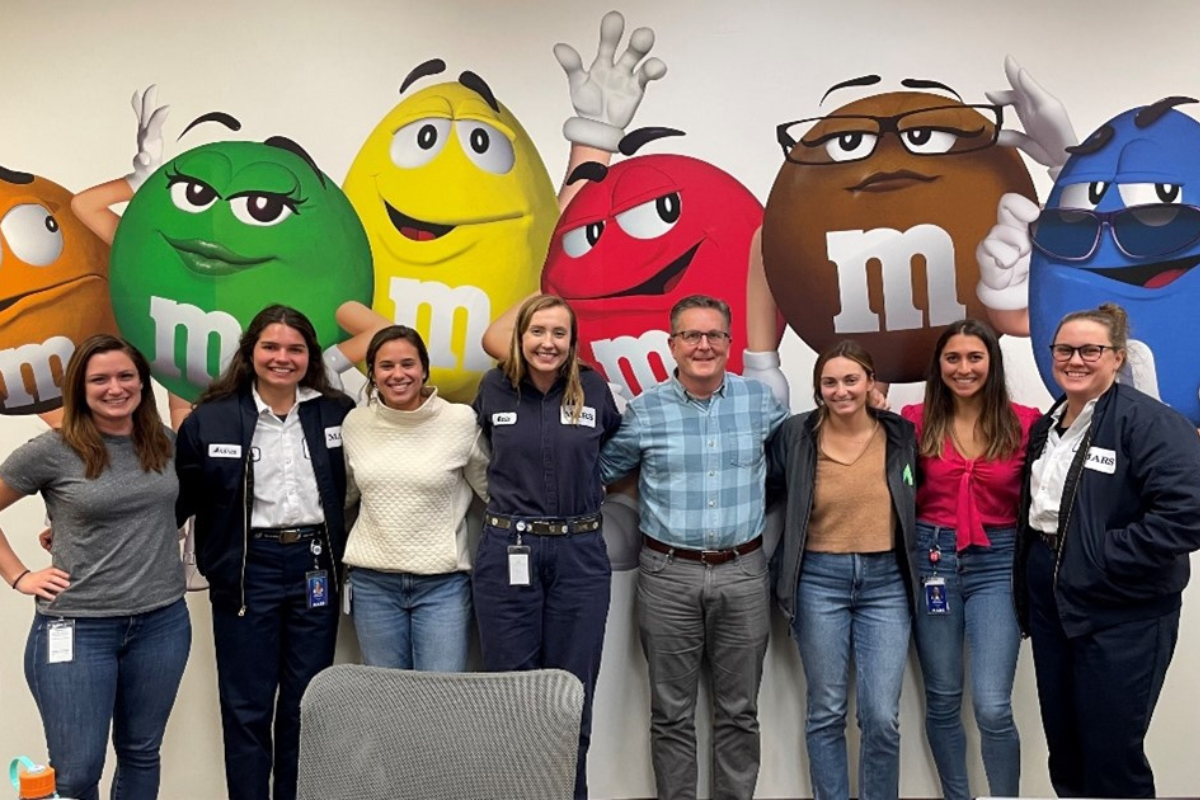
top-left (794, 551), bottom-right (911, 800)
top-left (473, 524), bottom-right (611, 800)
top-left (24, 599), bottom-right (191, 800)
top-left (350, 567), bottom-right (472, 671)
top-left (913, 523), bottom-right (1021, 800)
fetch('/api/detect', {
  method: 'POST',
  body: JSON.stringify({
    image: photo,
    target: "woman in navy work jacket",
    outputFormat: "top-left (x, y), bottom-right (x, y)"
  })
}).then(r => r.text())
top-left (175, 304), bottom-right (354, 800)
top-left (471, 294), bottom-right (621, 800)
top-left (1016, 302), bottom-right (1200, 798)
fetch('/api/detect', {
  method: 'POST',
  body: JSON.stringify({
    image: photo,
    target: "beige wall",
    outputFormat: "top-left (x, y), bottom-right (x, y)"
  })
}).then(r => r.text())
top-left (2, 0), bottom-right (1199, 796)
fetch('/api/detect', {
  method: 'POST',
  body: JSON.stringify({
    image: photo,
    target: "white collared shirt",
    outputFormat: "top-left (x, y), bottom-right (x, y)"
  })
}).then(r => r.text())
top-left (249, 385), bottom-right (325, 528)
top-left (1028, 398), bottom-right (1098, 534)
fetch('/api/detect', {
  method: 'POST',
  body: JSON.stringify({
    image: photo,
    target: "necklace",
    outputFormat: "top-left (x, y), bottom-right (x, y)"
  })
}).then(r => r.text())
top-left (948, 418), bottom-right (985, 460)
top-left (820, 419), bottom-right (880, 466)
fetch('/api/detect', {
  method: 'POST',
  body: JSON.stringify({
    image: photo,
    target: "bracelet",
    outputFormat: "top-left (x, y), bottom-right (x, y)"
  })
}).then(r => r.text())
top-left (11, 569), bottom-right (30, 590)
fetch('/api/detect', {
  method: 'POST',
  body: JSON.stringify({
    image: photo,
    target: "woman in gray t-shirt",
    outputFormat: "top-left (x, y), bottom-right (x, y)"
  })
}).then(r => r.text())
top-left (0, 334), bottom-right (189, 800)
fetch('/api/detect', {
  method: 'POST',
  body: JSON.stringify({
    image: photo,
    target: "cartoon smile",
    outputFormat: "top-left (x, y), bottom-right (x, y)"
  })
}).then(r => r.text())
top-left (574, 242), bottom-right (702, 300)
top-left (385, 201), bottom-right (456, 241)
top-left (164, 235), bottom-right (273, 276)
top-left (848, 170), bottom-right (937, 193)
top-left (0, 274), bottom-right (100, 316)
top-left (1084, 255), bottom-right (1200, 289)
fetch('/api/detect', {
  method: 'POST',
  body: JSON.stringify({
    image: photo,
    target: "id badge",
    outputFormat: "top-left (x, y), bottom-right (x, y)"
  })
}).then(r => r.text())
top-left (507, 545), bottom-right (531, 587)
top-left (47, 619), bottom-right (75, 664)
top-left (306, 570), bottom-right (330, 609)
top-left (924, 576), bottom-right (949, 615)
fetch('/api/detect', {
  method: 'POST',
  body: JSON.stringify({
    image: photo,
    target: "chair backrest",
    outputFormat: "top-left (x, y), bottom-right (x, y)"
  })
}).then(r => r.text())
top-left (297, 665), bottom-right (583, 800)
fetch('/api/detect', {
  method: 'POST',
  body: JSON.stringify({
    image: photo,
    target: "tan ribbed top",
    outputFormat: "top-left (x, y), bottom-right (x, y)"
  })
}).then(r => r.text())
top-left (806, 427), bottom-right (895, 553)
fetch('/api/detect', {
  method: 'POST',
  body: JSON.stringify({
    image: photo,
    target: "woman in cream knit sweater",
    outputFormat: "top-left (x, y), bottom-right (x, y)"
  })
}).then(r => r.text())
top-left (342, 325), bottom-right (489, 670)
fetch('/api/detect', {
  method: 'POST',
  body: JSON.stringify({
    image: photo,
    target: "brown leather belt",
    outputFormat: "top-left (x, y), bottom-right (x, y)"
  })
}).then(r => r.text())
top-left (643, 534), bottom-right (763, 565)
top-left (486, 513), bottom-right (602, 535)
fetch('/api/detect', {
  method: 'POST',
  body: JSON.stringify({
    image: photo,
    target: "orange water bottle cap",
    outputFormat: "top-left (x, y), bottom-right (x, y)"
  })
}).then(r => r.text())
top-left (9, 757), bottom-right (56, 800)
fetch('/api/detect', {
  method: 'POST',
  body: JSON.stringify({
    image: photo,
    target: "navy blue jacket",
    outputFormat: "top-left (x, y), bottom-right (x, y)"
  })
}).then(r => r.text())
top-left (1015, 383), bottom-right (1200, 637)
top-left (176, 389), bottom-right (355, 609)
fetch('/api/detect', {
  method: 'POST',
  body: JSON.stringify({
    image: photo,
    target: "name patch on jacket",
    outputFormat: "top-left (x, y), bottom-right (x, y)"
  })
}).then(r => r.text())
top-left (325, 426), bottom-right (342, 448)
top-left (492, 412), bottom-right (517, 426)
top-left (1084, 446), bottom-right (1117, 474)
top-left (561, 405), bottom-right (596, 428)
top-left (208, 444), bottom-right (242, 459)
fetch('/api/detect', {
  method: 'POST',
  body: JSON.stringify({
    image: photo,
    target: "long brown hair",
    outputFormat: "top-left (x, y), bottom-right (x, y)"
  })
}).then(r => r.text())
top-left (61, 334), bottom-right (172, 479)
top-left (811, 340), bottom-right (875, 428)
top-left (503, 294), bottom-right (586, 422)
top-left (919, 319), bottom-right (1020, 460)
top-left (198, 304), bottom-right (337, 404)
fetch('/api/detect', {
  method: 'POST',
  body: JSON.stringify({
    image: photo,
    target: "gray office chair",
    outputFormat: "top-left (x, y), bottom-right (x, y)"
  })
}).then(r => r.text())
top-left (297, 665), bottom-right (583, 800)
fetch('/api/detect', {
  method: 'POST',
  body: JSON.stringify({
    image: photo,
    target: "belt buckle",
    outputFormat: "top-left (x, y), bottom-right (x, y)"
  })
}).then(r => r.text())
top-left (280, 530), bottom-right (300, 545)
top-left (699, 549), bottom-right (723, 564)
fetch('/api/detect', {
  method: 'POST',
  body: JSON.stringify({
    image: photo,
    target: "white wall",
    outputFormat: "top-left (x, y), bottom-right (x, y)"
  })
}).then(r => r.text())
top-left (2, 0), bottom-right (1199, 796)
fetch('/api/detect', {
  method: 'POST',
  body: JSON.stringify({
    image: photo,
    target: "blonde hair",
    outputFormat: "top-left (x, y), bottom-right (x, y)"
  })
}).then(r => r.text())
top-left (504, 295), bottom-right (586, 423)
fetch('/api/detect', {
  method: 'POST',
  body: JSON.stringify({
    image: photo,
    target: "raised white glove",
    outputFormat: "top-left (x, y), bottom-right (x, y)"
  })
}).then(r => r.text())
top-left (976, 193), bottom-right (1041, 311)
top-left (555, 10), bottom-right (667, 152)
top-left (987, 55), bottom-right (1077, 176)
top-left (742, 349), bottom-right (789, 408)
top-left (125, 85), bottom-right (169, 191)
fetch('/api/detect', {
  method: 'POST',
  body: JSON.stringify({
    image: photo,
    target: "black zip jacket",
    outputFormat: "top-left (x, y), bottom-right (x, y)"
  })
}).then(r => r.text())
top-left (1015, 382), bottom-right (1200, 637)
top-left (175, 389), bottom-right (355, 610)
top-left (768, 408), bottom-right (920, 627)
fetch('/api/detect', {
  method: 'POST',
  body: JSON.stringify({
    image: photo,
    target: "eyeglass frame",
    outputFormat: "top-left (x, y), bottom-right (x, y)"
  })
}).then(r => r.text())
top-left (776, 104), bottom-right (1004, 165)
top-left (1048, 343), bottom-right (1119, 363)
top-left (670, 329), bottom-right (732, 346)
top-left (1031, 203), bottom-right (1200, 262)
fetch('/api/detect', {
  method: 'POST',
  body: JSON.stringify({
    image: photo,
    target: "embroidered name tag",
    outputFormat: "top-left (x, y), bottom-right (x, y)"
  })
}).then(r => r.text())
top-left (561, 405), bottom-right (596, 428)
top-left (325, 426), bottom-right (343, 448)
top-left (492, 412), bottom-right (517, 426)
top-left (1084, 446), bottom-right (1117, 474)
top-left (208, 444), bottom-right (242, 459)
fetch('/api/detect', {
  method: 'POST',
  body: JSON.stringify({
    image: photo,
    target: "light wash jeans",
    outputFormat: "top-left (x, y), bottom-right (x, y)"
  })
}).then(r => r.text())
top-left (794, 551), bottom-right (911, 800)
top-left (25, 598), bottom-right (191, 800)
top-left (913, 523), bottom-right (1022, 800)
top-left (350, 567), bottom-right (472, 671)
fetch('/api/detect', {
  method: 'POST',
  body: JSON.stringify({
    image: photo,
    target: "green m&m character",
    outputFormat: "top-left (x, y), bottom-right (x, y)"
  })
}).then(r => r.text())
top-left (108, 115), bottom-right (372, 401)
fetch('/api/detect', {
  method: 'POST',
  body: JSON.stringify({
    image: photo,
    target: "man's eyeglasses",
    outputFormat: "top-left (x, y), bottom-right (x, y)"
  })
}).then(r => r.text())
top-left (671, 330), bottom-right (731, 346)
top-left (1049, 344), bottom-right (1116, 363)
top-left (776, 104), bottom-right (1002, 166)
top-left (1032, 204), bottom-right (1200, 261)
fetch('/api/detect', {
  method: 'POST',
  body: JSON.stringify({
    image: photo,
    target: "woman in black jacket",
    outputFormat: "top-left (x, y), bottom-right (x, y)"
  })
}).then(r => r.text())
top-left (1017, 302), bottom-right (1200, 798)
top-left (176, 304), bottom-right (354, 800)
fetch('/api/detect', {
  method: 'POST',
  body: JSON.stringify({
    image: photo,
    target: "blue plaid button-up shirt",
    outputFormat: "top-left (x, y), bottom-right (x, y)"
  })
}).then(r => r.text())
top-left (600, 373), bottom-right (789, 550)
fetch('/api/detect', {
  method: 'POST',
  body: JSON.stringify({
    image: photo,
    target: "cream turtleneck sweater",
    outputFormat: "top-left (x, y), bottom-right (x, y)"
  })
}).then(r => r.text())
top-left (342, 389), bottom-right (489, 574)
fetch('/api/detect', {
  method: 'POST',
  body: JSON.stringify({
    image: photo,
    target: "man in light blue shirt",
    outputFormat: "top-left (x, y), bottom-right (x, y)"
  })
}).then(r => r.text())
top-left (601, 294), bottom-right (788, 800)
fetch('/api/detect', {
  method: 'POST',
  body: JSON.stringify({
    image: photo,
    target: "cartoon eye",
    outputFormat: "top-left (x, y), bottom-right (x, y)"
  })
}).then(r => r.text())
top-left (455, 121), bottom-right (515, 174)
top-left (1059, 181), bottom-right (1108, 210)
top-left (615, 193), bottom-right (681, 240)
top-left (390, 118), bottom-right (452, 168)
top-left (1118, 182), bottom-right (1183, 207)
top-left (0, 203), bottom-right (64, 266)
top-left (230, 194), bottom-right (298, 227)
top-left (824, 132), bottom-right (878, 162)
top-left (901, 128), bottom-right (957, 155)
top-left (561, 221), bottom-right (605, 257)
top-left (169, 178), bottom-right (219, 213)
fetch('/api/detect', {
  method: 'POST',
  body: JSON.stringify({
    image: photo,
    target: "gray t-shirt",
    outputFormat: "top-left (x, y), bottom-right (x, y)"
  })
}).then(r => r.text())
top-left (0, 429), bottom-right (185, 617)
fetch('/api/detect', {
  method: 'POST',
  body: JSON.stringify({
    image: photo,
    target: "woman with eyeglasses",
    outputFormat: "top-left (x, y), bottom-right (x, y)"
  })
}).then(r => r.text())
top-left (1016, 302), bottom-right (1200, 798)
top-left (901, 320), bottom-right (1040, 800)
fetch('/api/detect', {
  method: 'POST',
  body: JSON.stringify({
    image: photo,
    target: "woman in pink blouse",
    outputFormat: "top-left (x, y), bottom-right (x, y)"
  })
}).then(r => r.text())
top-left (901, 320), bottom-right (1040, 800)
